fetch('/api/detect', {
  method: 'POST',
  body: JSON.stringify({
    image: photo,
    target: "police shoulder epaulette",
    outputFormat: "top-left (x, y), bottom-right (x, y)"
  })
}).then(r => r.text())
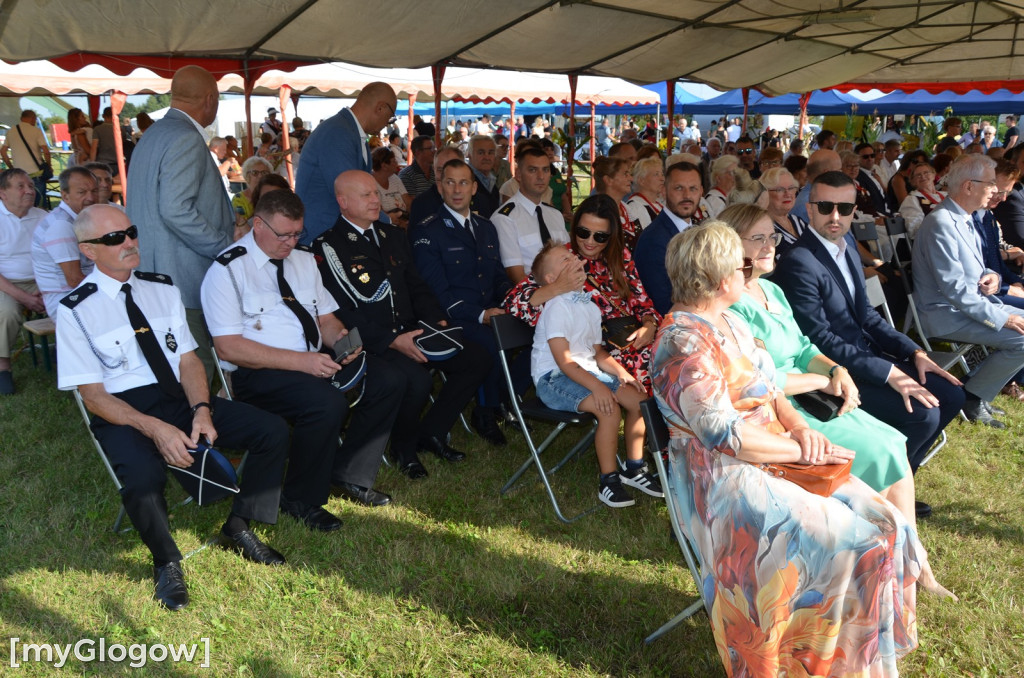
top-left (60, 283), bottom-right (98, 309)
top-left (216, 246), bottom-right (247, 265)
top-left (417, 214), bottom-right (437, 227)
top-left (293, 243), bottom-right (312, 253)
top-left (497, 202), bottom-right (515, 216)
top-left (541, 201), bottom-right (555, 209)
top-left (133, 271), bottom-right (173, 285)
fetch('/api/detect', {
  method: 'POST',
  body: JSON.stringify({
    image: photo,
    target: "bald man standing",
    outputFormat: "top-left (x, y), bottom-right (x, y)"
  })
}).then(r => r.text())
top-left (127, 65), bottom-right (236, 379)
top-left (297, 82), bottom-right (399, 244)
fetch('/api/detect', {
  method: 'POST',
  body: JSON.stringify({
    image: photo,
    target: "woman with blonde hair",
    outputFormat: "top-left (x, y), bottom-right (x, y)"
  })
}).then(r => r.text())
top-left (758, 167), bottom-right (806, 259)
top-left (704, 155), bottom-right (739, 219)
top-left (624, 156), bottom-right (665, 230)
top-left (650, 219), bottom-right (951, 678)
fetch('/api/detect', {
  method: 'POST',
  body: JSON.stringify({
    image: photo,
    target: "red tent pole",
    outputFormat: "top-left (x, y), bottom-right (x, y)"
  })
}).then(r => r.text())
top-left (431, 63), bottom-right (446, 147)
top-left (798, 92), bottom-right (811, 141)
top-left (741, 88), bottom-right (749, 136)
top-left (589, 103), bottom-right (596, 172)
top-left (568, 74), bottom-right (578, 187)
top-left (279, 84), bottom-right (293, 189)
top-left (110, 91), bottom-right (128, 203)
top-left (666, 80), bottom-right (676, 152)
top-left (407, 93), bottom-right (417, 164)
top-left (88, 95), bottom-right (100, 125)
top-left (509, 100), bottom-right (517, 176)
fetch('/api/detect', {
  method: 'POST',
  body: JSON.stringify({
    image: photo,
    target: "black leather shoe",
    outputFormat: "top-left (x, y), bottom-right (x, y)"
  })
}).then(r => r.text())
top-left (396, 459), bottom-right (429, 480)
top-left (915, 501), bottom-right (933, 519)
top-left (471, 408), bottom-right (507, 446)
top-left (219, 527), bottom-right (286, 565)
top-left (964, 398), bottom-right (1006, 429)
top-left (986, 400), bottom-right (1007, 416)
top-left (333, 481), bottom-right (392, 506)
top-left (279, 496), bottom-right (343, 532)
top-left (153, 561), bottom-right (189, 611)
top-left (418, 435), bottom-right (467, 462)
top-left (498, 403), bottom-right (531, 433)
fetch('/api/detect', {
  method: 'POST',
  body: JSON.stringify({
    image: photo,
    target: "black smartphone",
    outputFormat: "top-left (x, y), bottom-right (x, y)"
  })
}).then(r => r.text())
top-left (333, 327), bottom-right (362, 361)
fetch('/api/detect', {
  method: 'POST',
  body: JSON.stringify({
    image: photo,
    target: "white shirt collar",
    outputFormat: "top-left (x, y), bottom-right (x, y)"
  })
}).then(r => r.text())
top-left (444, 204), bottom-right (472, 224)
top-left (513, 190), bottom-right (542, 209)
top-left (171, 107), bottom-right (209, 139)
top-left (346, 109), bottom-right (367, 144)
top-left (91, 267), bottom-right (134, 300)
top-left (341, 215), bottom-right (373, 237)
top-left (664, 208), bottom-right (693, 233)
top-left (808, 225), bottom-right (847, 259)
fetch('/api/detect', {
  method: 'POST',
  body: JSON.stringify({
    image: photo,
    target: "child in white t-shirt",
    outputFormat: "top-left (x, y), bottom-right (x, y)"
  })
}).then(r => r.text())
top-left (530, 243), bottom-right (661, 508)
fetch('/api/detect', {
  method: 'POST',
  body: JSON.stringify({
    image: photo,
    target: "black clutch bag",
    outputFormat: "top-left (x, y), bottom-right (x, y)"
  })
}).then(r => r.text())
top-left (601, 316), bottom-right (641, 350)
top-left (792, 390), bottom-right (846, 422)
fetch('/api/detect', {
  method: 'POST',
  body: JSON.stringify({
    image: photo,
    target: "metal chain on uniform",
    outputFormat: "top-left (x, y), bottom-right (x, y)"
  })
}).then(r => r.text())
top-left (70, 308), bottom-right (129, 370)
top-left (320, 241), bottom-right (397, 323)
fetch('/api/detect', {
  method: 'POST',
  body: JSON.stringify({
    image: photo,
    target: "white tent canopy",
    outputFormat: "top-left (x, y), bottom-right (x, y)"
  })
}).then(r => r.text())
top-left (0, 1), bottom-right (1022, 94)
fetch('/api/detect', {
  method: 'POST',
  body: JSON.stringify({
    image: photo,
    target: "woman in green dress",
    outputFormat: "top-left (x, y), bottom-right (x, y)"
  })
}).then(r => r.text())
top-left (721, 202), bottom-right (919, 525)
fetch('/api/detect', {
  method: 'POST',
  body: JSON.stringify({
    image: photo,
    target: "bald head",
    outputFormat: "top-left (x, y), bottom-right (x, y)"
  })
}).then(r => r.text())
top-left (170, 65), bottom-right (219, 127)
top-left (806, 149), bottom-right (841, 181)
top-left (73, 204), bottom-right (129, 242)
top-left (334, 170), bottom-right (381, 227)
top-left (350, 81), bottom-right (398, 135)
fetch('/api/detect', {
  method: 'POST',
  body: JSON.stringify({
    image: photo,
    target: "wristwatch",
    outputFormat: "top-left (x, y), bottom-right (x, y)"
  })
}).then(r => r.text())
top-left (190, 401), bottom-right (212, 416)
top-left (828, 365), bottom-right (843, 379)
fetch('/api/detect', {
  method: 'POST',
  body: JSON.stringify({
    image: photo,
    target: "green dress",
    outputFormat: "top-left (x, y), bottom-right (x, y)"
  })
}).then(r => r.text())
top-left (731, 278), bottom-right (910, 491)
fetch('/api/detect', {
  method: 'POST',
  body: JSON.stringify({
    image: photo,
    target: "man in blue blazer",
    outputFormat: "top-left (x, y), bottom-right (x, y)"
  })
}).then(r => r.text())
top-left (633, 161), bottom-right (704, 314)
top-left (297, 82), bottom-right (398, 245)
top-left (774, 171), bottom-right (965, 515)
top-left (992, 146), bottom-right (1024, 248)
top-left (410, 158), bottom-right (517, 445)
top-left (912, 154), bottom-right (1024, 427)
top-left (127, 66), bottom-right (235, 378)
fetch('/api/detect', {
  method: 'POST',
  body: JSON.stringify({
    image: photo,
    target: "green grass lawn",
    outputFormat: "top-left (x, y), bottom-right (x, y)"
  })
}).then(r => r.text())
top-left (1, 346), bottom-right (1023, 677)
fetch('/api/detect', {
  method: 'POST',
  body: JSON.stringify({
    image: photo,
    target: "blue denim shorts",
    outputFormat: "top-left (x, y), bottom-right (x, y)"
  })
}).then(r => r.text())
top-left (535, 368), bottom-right (620, 413)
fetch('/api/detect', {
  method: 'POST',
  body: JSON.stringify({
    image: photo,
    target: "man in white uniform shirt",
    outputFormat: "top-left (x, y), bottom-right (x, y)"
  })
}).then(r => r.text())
top-left (0, 169), bottom-right (48, 393)
top-left (31, 167), bottom-right (98, 317)
top-left (491, 145), bottom-right (569, 283)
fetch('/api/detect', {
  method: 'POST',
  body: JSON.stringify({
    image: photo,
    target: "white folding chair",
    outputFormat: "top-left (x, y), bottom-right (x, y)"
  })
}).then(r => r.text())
top-left (491, 314), bottom-right (600, 523)
top-left (639, 399), bottom-right (705, 644)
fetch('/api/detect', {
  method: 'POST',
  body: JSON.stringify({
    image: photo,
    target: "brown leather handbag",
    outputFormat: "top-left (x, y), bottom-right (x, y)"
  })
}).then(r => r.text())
top-left (757, 458), bottom-right (852, 497)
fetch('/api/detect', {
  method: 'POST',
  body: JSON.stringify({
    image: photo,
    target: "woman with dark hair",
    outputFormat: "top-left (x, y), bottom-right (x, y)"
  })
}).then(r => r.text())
top-left (68, 108), bottom-right (96, 166)
top-left (886, 149), bottom-right (929, 213)
top-left (592, 156), bottom-right (642, 250)
top-left (502, 194), bottom-right (661, 390)
top-left (371, 146), bottom-right (411, 227)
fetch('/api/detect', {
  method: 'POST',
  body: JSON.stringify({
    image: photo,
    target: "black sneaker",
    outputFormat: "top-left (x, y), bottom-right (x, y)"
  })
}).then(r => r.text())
top-left (620, 464), bottom-right (665, 498)
top-left (598, 473), bottom-right (635, 508)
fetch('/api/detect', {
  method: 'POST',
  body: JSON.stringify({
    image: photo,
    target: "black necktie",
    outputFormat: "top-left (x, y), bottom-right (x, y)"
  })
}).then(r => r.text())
top-left (270, 259), bottom-right (319, 350)
top-left (362, 227), bottom-right (379, 251)
top-left (463, 219), bottom-right (475, 242)
top-left (121, 282), bottom-right (182, 396)
top-left (535, 205), bottom-right (553, 244)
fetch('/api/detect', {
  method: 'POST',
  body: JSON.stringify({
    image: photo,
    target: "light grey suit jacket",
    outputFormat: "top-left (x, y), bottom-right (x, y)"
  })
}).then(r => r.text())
top-left (911, 195), bottom-right (1008, 336)
top-left (127, 108), bottom-right (233, 309)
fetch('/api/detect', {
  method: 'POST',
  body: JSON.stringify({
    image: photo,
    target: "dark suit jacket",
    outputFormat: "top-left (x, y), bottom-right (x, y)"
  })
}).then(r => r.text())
top-left (633, 210), bottom-right (683, 315)
top-left (409, 206), bottom-right (511, 325)
top-left (993, 182), bottom-right (1024, 249)
top-left (857, 168), bottom-right (888, 215)
top-left (409, 185), bottom-right (443, 228)
top-left (773, 229), bottom-right (919, 386)
top-left (977, 209), bottom-right (1023, 293)
top-left (312, 217), bottom-right (445, 356)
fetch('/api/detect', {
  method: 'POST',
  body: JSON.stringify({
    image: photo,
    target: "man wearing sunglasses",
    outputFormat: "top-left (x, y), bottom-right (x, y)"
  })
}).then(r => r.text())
top-left (775, 171), bottom-right (966, 516)
top-left (913, 154), bottom-right (1024, 427)
top-left (735, 136), bottom-right (758, 178)
top-left (297, 81), bottom-right (398, 244)
top-left (854, 142), bottom-right (888, 215)
top-left (58, 204), bottom-right (293, 610)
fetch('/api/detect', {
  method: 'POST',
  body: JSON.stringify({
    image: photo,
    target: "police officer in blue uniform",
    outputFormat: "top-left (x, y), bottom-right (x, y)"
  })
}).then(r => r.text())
top-left (313, 170), bottom-right (490, 479)
top-left (410, 158), bottom-right (526, 444)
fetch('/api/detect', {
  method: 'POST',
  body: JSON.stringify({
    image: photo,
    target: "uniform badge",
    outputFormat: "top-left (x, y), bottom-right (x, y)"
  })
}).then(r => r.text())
top-left (165, 331), bottom-right (177, 352)
top-left (348, 232), bottom-right (358, 242)
top-left (359, 273), bottom-right (370, 283)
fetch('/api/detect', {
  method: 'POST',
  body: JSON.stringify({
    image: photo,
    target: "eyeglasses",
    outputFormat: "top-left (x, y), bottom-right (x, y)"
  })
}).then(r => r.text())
top-left (383, 102), bottom-right (397, 125)
top-left (256, 216), bottom-right (303, 242)
top-left (574, 225), bottom-right (611, 244)
top-left (742, 232), bottom-right (784, 247)
top-left (809, 200), bottom-right (856, 216)
top-left (767, 186), bottom-right (799, 195)
top-left (737, 148), bottom-right (754, 155)
top-left (993, 190), bottom-right (1010, 198)
top-left (738, 257), bottom-right (754, 278)
top-left (859, 153), bottom-right (876, 159)
top-left (970, 179), bottom-right (997, 188)
top-left (80, 224), bottom-right (138, 246)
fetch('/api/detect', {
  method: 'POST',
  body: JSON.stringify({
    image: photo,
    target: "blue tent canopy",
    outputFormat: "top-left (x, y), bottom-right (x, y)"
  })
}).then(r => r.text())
top-left (852, 89), bottom-right (1024, 116)
top-left (680, 89), bottom-right (862, 116)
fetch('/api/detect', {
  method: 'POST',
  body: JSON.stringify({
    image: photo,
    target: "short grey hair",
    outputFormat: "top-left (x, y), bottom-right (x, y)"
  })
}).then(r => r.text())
top-left (59, 166), bottom-right (96, 193)
top-left (72, 204), bottom-right (123, 241)
top-left (710, 155), bottom-right (740, 185)
top-left (945, 154), bottom-right (996, 195)
top-left (241, 156), bottom-right (273, 177)
top-left (631, 157), bottom-right (663, 186)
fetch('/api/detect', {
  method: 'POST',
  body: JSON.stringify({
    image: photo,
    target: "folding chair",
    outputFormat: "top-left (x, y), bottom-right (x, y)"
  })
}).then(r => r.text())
top-left (864, 276), bottom-right (949, 467)
top-left (491, 313), bottom-right (599, 523)
top-left (639, 399), bottom-right (706, 644)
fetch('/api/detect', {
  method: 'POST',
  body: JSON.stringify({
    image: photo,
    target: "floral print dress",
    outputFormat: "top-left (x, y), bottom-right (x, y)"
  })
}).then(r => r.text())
top-left (651, 310), bottom-right (924, 677)
top-left (502, 245), bottom-right (660, 392)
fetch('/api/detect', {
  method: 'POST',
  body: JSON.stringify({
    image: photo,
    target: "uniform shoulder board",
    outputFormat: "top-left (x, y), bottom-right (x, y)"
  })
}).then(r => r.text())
top-left (293, 243), bottom-right (312, 253)
top-left (497, 202), bottom-right (515, 217)
top-left (60, 283), bottom-right (98, 309)
top-left (216, 246), bottom-right (247, 265)
top-left (541, 201), bottom-right (555, 209)
top-left (133, 271), bottom-right (174, 285)
top-left (417, 214), bottom-right (437, 227)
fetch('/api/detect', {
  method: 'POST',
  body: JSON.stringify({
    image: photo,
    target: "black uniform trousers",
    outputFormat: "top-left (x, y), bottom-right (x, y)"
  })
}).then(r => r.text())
top-left (92, 385), bottom-right (290, 564)
top-left (232, 356), bottom-right (402, 505)
top-left (381, 339), bottom-right (490, 462)
top-left (460, 322), bottom-right (531, 407)
top-left (856, 361), bottom-right (966, 472)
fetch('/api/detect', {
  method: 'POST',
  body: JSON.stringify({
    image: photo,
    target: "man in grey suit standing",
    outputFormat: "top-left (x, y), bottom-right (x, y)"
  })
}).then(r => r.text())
top-left (127, 65), bottom-right (236, 378)
top-left (912, 154), bottom-right (1024, 428)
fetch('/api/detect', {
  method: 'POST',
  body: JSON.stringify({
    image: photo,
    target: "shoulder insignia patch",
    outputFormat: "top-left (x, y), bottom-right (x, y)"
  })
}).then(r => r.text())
top-left (133, 271), bottom-right (174, 285)
top-left (294, 243), bottom-right (312, 253)
top-left (216, 246), bottom-right (247, 265)
top-left (60, 283), bottom-right (98, 309)
top-left (498, 202), bottom-right (515, 216)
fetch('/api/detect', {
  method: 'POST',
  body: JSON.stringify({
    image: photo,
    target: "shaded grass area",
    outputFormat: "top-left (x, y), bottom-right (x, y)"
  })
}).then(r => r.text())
top-left (1, 348), bottom-right (1023, 676)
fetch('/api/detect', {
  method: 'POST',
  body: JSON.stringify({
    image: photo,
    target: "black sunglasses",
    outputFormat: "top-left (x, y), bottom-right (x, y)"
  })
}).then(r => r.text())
top-left (737, 148), bottom-right (754, 154)
top-left (859, 152), bottom-right (875, 159)
top-left (574, 225), bottom-right (611, 244)
top-left (808, 201), bottom-right (856, 217)
top-left (80, 224), bottom-right (139, 246)
top-left (739, 257), bottom-right (754, 278)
